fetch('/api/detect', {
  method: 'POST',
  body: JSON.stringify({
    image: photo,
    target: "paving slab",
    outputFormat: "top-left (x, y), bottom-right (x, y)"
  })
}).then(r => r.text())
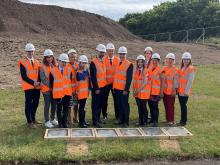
top-left (140, 127), bottom-right (169, 139)
top-left (162, 127), bottom-right (193, 139)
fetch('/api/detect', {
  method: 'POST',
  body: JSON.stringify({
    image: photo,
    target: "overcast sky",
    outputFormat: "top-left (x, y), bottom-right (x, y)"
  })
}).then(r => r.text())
top-left (19, 0), bottom-right (175, 20)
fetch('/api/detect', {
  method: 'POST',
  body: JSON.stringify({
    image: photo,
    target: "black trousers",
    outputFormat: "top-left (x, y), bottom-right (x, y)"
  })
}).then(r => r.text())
top-left (56, 95), bottom-right (71, 128)
top-left (78, 99), bottom-right (87, 125)
top-left (102, 84), bottom-right (118, 119)
top-left (115, 89), bottom-right (130, 125)
top-left (148, 99), bottom-right (159, 124)
top-left (178, 95), bottom-right (189, 124)
top-left (24, 89), bottom-right (40, 123)
top-left (135, 98), bottom-right (148, 125)
top-left (91, 87), bottom-right (106, 125)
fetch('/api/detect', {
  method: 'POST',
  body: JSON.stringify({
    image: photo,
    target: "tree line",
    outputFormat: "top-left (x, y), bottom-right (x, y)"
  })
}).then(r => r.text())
top-left (119, 0), bottom-right (220, 41)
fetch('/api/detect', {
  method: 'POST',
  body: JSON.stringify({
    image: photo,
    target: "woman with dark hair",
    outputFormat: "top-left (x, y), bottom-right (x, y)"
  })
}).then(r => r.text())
top-left (177, 52), bottom-right (196, 126)
top-left (40, 49), bottom-right (58, 128)
top-left (133, 55), bottom-right (150, 127)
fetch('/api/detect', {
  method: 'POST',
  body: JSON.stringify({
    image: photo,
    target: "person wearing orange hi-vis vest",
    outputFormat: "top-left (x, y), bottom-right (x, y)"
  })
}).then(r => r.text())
top-left (113, 46), bottom-right (133, 127)
top-left (133, 55), bottom-right (150, 127)
top-left (18, 43), bottom-right (41, 129)
top-left (103, 43), bottom-right (120, 123)
top-left (144, 46), bottom-right (153, 69)
top-left (76, 55), bottom-right (90, 128)
top-left (50, 53), bottom-right (72, 128)
top-left (90, 44), bottom-right (107, 128)
top-left (148, 53), bottom-right (163, 127)
top-left (161, 53), bottom-right (178, 126)
top-left (40, 49), bottom-right (58, 128)
top-left (176, 52), bottom-right (196, 126)
top-left (67, 49), bottom-right (79, 125)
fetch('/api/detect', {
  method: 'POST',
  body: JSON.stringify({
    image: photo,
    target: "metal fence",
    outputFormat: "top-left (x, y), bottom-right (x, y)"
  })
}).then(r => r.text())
top-left (138, 26), bottom-right (220, 44)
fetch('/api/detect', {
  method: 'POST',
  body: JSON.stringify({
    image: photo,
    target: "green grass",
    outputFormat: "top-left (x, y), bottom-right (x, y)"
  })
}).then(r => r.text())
top-left (0, 64), bottom-right (220, 163)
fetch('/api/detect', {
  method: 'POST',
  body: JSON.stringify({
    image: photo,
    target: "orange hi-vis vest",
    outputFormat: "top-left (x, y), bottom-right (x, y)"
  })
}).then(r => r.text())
top-left (50, 66), bottom-right (64, 99)
top-left (148, 65), bottom-right (161, 95)
top-left (76, 69), bottom-right (89, 100)
top-left (63, 64), bottom-right (73, 96)
top-left (133, 68), bottom-right (151, 99)
top-left (18, 58), bottom-right (40, 90)
top-left (113, 60), bottom-right (131, 90)
top-left (70, 63), bottom-right (78, 93)
top-left (40, 64), bottom-right (52, 93)
top-left (178, 65), bottom-right (196, 95)
top-left (92, 58), bottom-right (107, 88)
top-left (103, 56), bottom-right (120, 85)
top-left (162, 66), bottom-right (178, 95)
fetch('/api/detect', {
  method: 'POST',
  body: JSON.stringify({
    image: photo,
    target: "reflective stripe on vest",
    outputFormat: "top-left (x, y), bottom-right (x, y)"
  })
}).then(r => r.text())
top-left (178, 66), bottom-right (196, 95)
top-left (76, 70), bottom-right (89, 100)
top-left (148, 66), bottom-right (161, 95)
top-left (92, 58), bottom-right (107, 88)
top-left (133, 69), bottom-right (150, 99)
top-left (41, 65), bottom-right (51, 93)
top-left (18, 58), bottom-right (40, 90)
top-left (51, 67), bottom-right (64, 99)
top-left (163, 66), bottom-right (177, 95)
top-left (63, 64), bottom-right (73, 96)
top-left (104, 56), bottom-right (120, 84)
top-left (113, 60), bottom-right (131, 90)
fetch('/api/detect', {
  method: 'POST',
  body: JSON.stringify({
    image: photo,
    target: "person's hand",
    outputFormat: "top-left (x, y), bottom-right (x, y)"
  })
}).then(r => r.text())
top-left (95, 90), bottom-right (100, 94)
top-left (123, 91), bottom-right (128, 95)
top-left (34, 81), bottom-right (40, 87)
top-left (160, 92), bottom-right (164, 99)
top-left (184, 93), bottom-right (189, 97)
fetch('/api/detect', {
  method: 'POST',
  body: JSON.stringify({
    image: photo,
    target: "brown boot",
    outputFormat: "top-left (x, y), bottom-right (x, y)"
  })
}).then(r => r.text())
top-left (72, 108), bottom-right (79, 123)
top-left (27, 123), bottom-right (36, 129)
top-left (67, 107), bottom-right (73, 125)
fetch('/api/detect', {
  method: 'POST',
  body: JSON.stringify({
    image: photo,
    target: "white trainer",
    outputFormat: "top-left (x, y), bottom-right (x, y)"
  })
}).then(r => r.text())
top-left (45, 121), bottom-right (54, 128)
top-left (51, 119), bottom-right (58, 126)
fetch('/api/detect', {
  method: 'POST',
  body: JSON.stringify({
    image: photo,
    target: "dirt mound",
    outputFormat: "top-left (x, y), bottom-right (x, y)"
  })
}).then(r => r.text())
top-left (0, 0), bottom-right (136, 39)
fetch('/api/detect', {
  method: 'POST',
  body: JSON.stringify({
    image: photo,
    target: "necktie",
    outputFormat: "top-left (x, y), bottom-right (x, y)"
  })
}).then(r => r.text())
top-left (31, 60), bottom-right (34, 67)
top-left (139, 69), bottom-right (141, 75)
top-left (61, 69), bottom-right (63, 75)
top-left (110, 59), bottom-right (112, 65)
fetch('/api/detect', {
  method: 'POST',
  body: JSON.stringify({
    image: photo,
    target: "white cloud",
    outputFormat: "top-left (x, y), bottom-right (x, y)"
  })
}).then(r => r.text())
top-left (19, 0), bottom-right (175, 20)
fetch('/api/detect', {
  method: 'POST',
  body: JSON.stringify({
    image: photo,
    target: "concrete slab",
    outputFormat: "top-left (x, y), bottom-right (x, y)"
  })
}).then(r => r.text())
top-left (140, 127), bottom-right (169, 139)
top-left (44, 128), bottom-right (69, 139)
top-left (71, 128), bottom-right (95, 140)
top-left (118, 128), bottom-right (144, 138)
top-left (162, 127), bottom-right (193, 139)
top-left (94, 128), bottom-right (119, 139)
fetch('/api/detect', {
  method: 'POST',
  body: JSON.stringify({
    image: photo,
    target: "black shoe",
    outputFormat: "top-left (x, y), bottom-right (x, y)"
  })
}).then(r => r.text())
top-left (152, 123), bottom-right (158, 127)
top-left (94, 124), bottom-right (102, 128)
top-left (78, 124), bottom-right (87, 128)
top-left (84, 121), bottom-right (90, 126)
top-left (58, 124), bottom-right (63, 128)
top-left (122, 124), bottom-right (129, 128)
top-left (176, 122), bottom-right (186, 126)
top-left (135, 122), bottom-right (143, 127)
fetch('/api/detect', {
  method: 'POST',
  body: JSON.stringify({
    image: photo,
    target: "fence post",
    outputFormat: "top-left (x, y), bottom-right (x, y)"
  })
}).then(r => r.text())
top-left (203, 28), bottom-right (205, 44)
top-left (186, 30), bottom-right (189, 43)
top-left (168, 33), bottom-right (171, 41)
top-left (154, 34), bottom-right (156, 41)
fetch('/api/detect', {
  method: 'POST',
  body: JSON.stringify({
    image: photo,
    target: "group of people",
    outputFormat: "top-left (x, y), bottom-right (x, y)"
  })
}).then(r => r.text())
top-left (18, 42), bottom-right (196, 129)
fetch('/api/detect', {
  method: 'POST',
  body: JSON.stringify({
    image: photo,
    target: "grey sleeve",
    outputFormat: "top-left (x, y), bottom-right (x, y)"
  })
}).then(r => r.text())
top-left (174, 74), bottom-right (179, 89)
top-left (40, 69), bottom-right (50, 88)
top-left (184, 72), bottom-right (195, 94)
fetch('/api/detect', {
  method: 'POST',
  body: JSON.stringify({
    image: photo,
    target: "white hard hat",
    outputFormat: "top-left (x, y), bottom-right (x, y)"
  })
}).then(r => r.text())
top-left (152, 53), bottom-right (161, 60)
top-left (78, 55), bottom-right (88, 63)
top-left (68, 49), bottom-right (77, 55)
top-left (118, 46), bottom-right (127, 54)
top-left (136, 55), bottom-right (145, 61)
top-left (43, 49), bottom-right (53, 57)
top-left (58, 53), bottom-right (69, 62)
top-left (25, 43), bottom-right (35, 51)
top-left (182, 52), bottom-right (191, 59)
top-left (166, 53), bottom-right (175, 60)
top-left (96, 44), bottom-right (106, 52)
top-left (144, 47), bottom-right (153, 52)
top-left (106, 43), bottom-right (115, 50)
